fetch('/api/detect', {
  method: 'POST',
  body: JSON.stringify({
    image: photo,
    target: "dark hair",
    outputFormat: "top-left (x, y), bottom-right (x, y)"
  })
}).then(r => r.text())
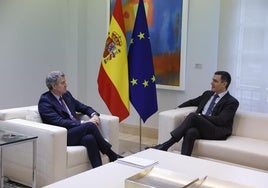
top-left (215, 71), bottom-right (231, 89)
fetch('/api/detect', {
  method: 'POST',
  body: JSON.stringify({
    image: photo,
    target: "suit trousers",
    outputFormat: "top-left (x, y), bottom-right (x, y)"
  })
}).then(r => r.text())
top-left (67, 122), bottom-right (112, 168)
top-left (170, 113), bottom-right (228, 156)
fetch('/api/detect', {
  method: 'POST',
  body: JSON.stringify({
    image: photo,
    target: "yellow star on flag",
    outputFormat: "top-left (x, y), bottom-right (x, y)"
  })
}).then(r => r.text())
top-left (142, 80), bottom-right (149, 87)
top-left (151, 75), bottom-right (156, 82)
top-left (130, 78), bottom-right (138, 86)
top-left (138, 32), bottom-right (145, 40)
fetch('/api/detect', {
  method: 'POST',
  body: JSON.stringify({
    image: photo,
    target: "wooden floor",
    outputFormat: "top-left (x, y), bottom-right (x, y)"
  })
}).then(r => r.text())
top-left (118, 123), bottom-right (158, 155)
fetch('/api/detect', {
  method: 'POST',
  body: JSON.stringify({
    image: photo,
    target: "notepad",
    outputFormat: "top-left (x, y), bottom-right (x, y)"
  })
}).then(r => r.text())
top-left (116, 156), bottom-right (159, 168)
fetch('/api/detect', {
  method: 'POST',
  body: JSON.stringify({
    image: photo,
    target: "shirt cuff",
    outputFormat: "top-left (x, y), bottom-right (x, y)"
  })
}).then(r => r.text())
top-left (90, 112), bottom-right (99, 117)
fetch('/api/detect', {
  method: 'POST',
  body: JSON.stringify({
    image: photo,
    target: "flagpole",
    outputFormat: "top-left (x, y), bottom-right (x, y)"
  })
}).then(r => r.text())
top-left (139, 117), bottom-right (142, 151)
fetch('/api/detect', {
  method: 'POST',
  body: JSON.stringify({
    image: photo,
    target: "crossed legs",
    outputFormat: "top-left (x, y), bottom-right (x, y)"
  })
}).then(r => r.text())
top-left (67, 122), bottom-right (119, 168)
top-left (152, 113), bottom-right (228, 156)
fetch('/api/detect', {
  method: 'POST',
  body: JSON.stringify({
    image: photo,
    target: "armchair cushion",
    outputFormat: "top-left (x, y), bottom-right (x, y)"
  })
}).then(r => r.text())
top-left (67, 146), bottom-right (88, 168)
top-left (25, 108), bottom-right (42, 122)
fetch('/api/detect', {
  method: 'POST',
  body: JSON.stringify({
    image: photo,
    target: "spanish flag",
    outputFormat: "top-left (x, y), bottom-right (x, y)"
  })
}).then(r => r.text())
top-left (97, 0), bottom-right (129, 122)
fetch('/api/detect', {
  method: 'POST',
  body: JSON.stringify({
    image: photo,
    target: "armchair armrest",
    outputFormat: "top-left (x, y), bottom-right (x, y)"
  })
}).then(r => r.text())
top-left (158, 107), bottom-right (197, 149)
top-left (99, 114), bottom-right (119, 153)
top-left (78, 113), bottom-right (119, 153)
top-left (0, 106), bottom-right (37, 120)
top-left (0, 119), bottom-right (67, 187)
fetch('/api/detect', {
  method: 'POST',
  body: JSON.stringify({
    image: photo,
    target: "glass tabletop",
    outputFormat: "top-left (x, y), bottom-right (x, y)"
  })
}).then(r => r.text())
top-left (0, 129), bottom-right (37, 146)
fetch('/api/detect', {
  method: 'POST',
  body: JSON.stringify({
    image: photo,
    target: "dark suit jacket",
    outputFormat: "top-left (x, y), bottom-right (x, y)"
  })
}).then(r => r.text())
top-left (179, 90), bottom-right (239, 135)
top-left (38, 91), bottom-right (99, 130)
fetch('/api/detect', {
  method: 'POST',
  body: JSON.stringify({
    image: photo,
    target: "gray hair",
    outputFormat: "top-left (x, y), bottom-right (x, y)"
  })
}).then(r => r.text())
top-left (46, 71), bottom-right (65, 90)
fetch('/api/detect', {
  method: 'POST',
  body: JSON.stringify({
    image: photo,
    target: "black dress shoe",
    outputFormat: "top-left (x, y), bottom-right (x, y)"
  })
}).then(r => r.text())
top-left (145, 144), bottom-right (168, 151)
top-left (116, 154), bottom-right (123, 159)
top-left (109, 154), bottom-right (123, 162)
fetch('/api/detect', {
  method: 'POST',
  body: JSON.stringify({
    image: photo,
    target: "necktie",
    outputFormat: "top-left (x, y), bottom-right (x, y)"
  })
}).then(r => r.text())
top-left (59, 97), bottom-right (68, 112)
top-left (59, 97), bottom-right (76, 120)
top-left (205, 94), bottom-right (219, 116)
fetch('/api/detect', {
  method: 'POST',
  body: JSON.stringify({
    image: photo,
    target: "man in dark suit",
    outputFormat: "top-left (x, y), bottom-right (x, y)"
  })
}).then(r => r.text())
top-left (38, 71), bottom-right (121, 168)
top-left (149, 71), bottom-right (239, 156)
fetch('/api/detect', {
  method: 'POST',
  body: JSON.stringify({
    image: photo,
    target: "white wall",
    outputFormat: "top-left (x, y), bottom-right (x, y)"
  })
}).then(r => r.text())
top-left (217, 0), bottom-right (241, 92)
top-left (0, 0), bottom-right (81, 108)
top-left (0, 0), bottom-right (220, 128)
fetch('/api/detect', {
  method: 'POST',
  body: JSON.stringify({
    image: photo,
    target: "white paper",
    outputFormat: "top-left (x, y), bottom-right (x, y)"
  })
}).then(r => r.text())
top-left (116, 156), bottom-right (159, 168)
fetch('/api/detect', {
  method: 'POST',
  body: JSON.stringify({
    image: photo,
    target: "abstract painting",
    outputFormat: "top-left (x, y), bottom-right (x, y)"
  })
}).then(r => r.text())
top-left (110, 0), bottom-right (188, 90)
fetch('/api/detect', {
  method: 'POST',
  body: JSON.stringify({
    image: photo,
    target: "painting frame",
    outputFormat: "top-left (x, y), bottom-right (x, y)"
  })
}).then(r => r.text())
top-left (108, 0), bottom-right (189, 91)
top-left (155, 0), bottom-right (188, 91)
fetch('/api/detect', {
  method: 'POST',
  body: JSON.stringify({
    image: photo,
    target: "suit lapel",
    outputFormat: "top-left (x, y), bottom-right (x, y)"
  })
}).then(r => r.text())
top-left (197, 91), bottom-right (214, 113)
top-left (62, 93), bottom-right (76, 117)
top-left (212, 92), bottom-right (230, 114)
top-left (215, 92), bottom-right (230, 107)
top-left (48, 92), bottom-right (69, 115)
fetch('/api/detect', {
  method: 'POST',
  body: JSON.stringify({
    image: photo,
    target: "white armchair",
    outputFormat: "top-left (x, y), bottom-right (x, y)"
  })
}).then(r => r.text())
top-left (158, 107), bottom-right (268, 171)
top-left (0, 106), bottom-right (119, 187)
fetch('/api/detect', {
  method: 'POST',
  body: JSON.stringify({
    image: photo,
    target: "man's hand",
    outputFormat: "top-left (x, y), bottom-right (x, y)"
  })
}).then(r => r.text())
top-left (82, 115), bottom-right (100, 126)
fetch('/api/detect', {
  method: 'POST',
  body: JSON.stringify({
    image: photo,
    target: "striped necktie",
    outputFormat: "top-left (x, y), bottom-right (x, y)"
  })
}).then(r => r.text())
top-left (205, 94), bottom-right (219, 116)
top-left (59, 97), bottom-right (68, 112)
top-left (59, 97), bottom-right (76, 120)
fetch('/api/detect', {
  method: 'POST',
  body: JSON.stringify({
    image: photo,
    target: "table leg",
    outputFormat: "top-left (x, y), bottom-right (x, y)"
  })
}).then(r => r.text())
top-left (0, 147), bottom-right (3, 188)
top-left (32, 139), bottom-right (37, 188)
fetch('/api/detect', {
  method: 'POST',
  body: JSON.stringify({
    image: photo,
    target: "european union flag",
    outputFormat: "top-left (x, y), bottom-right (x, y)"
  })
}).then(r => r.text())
top-left (128, 0), bottom-right (158, 122)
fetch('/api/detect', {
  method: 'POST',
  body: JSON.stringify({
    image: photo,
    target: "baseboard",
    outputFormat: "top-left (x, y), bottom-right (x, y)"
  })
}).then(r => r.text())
top-left (119, 123), bottom-right (158, 139)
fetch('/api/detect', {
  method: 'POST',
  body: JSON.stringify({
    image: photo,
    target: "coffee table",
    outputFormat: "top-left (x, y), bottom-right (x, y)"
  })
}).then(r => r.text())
top-left (0, 129), bottom-right (37, 188)
top-left (44, 149), bottom-right (268, 187)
